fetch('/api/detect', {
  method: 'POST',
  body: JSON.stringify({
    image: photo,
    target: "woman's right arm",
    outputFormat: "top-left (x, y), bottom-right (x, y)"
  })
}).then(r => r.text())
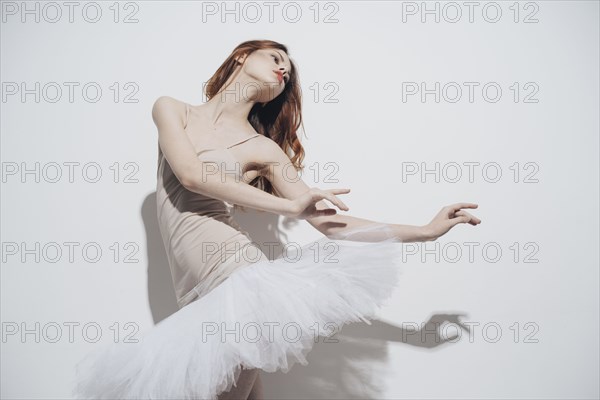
top-left (152, 96), bottom-right (343, 218)
top-left (152, 96), bottom-right (299, 216)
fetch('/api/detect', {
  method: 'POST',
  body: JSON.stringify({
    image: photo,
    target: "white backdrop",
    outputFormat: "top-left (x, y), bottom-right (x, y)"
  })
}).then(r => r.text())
top-left (1, 1), bottom-right (598, 399)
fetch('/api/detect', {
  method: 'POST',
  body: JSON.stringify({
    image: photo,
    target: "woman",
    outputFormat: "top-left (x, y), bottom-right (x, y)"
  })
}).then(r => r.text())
top-left (74, 39), bottom-right (481, 400)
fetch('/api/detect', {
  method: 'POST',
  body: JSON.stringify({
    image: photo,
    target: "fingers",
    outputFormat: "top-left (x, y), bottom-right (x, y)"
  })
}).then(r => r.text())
top-left (453, 210), bottom-right (482, 225)
top-left (328, 188), bottom-right (351, 195)
top-left (449, 214), bottom-right (471, 227)
top-left (330, 194), bottom-right (349, 211)
top-left (444, 203), bottom-right (481, 224)
top-left (448, 202), bottom-right (478, 212)
top-left (325, 189), bottom-right (350, 210)
top-left (312, 188), bottom-right (350, 211)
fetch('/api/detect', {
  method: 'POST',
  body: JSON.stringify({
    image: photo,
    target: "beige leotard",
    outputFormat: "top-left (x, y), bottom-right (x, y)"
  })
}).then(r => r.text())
top-left (156, 103), bottom-right (267, 309)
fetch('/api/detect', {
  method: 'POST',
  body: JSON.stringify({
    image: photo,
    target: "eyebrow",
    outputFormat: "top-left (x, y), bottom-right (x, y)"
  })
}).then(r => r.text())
top-left (274, 50), bottom-right (291, 71)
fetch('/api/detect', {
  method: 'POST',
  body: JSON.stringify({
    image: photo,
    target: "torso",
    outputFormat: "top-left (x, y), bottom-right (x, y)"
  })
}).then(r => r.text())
top-left (183, 102), bottom-right (265, 184)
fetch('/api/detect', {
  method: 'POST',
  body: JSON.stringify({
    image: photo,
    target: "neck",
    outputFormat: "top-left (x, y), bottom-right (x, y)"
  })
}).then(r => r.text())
top-left (203, 76), bottom-right (261, 130)
top-left (203, 97), bottom-right (254, 129)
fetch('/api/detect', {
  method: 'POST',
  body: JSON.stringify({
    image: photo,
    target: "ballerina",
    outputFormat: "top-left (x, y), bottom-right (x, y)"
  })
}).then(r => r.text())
top-left (73, 39), bottom-right (481, 400)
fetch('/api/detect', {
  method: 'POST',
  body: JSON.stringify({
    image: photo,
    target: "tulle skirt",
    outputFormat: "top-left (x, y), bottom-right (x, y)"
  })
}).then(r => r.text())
top-left (73, 224), bottom-right (404, 399)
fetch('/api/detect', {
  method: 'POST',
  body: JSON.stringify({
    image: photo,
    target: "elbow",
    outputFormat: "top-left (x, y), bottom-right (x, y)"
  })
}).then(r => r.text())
top-left (182, 174), bottom-right (215, 196)
top-left (181, 174), bottom-right (198, 192)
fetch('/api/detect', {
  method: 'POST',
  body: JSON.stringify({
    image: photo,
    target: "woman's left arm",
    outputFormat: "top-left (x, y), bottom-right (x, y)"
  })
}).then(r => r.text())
top-left (308, 210), bottom-right (432, 243)
top-left (256, 138), bottom-right (482, 243)
top-left (296, 201), bottom-right (480, 243)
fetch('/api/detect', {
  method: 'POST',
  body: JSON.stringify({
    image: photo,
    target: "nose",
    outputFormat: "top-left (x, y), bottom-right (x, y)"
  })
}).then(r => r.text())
top-left (279, 67), bottom-right (288, 79)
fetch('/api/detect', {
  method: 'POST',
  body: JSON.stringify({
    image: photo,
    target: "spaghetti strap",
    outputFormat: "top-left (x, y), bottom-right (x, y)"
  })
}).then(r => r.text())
top-left (183, 103), bottom-right (191, 130)
top-left (226, 133), bottom-right (261, 149)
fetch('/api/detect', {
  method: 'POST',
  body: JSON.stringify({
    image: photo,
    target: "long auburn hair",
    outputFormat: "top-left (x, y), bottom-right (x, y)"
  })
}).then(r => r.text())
top-left (203, 40), bottom-right (306, 211)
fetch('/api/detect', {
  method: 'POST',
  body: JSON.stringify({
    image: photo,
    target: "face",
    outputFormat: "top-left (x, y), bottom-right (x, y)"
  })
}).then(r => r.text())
top-left (236, 48), bottom-right (292, 103)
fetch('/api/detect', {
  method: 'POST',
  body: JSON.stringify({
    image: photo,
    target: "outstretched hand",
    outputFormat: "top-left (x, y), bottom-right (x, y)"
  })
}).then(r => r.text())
top-left (287, 187), bottom-right (351, 220)
top-left (424, 203), bottom-right (481, 241)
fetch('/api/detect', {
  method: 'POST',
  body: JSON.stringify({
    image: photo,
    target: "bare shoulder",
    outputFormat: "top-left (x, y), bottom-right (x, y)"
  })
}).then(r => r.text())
top-left (151, 96), bottom-right (187, 126)
top-left (252, 135), bottom-right (295, 171)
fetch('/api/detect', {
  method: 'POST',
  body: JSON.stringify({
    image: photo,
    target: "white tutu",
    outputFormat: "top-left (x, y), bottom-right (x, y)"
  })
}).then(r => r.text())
top-left (73, 224), bottom-right (404, 399)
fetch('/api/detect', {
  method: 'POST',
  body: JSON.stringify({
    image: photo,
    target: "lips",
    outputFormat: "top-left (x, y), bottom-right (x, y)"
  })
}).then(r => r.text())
top-left (273, 71), bottom-right (283, 84)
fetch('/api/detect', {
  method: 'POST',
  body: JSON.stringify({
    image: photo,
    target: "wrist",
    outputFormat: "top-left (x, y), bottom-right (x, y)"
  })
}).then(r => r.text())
top-left (390, 223), bottom-right (433, 243)
top-left (419, 224), bottom-right (435, 242)
top-left (281, 198), bottom-right (297, 217)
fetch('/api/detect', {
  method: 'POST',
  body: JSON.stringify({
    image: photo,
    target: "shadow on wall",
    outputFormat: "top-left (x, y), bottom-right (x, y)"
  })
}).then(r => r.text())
top-left (141, 192), bottom-right (468, 399)
top-left (261, 315), bottom-right (470, 400)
